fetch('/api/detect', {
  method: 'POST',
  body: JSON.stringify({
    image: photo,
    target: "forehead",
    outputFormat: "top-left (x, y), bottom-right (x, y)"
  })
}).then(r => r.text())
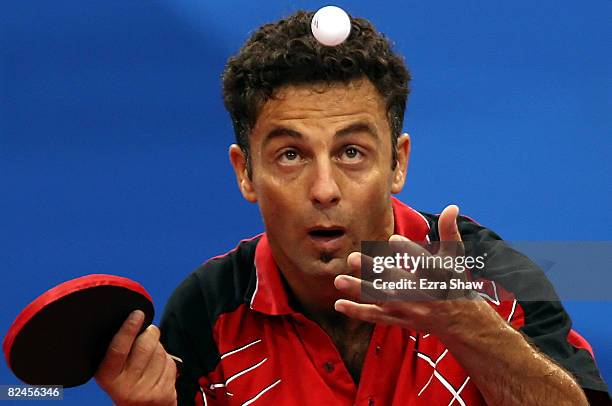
top-left (251, 78), bottom-right (389, 138)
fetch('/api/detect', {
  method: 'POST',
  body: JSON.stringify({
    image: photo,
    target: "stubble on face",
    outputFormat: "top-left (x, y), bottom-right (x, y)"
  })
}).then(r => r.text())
top-left (248, 78), bottom-right (398, 282)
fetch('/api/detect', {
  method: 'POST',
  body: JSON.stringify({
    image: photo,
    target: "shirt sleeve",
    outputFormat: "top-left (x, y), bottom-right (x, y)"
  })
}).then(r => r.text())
top-left (160, 273), bottom-right (226, 406)
top-left (454, 216), bottom-right (610, 401)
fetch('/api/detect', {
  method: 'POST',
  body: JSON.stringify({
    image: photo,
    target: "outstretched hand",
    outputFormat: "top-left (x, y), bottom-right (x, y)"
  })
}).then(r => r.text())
top-left (334, 205), bottom-right (480, 337)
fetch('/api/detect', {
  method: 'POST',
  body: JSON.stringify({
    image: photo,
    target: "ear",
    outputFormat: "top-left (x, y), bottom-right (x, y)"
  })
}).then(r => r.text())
top-left (391, 133), bottom-right (411, 194)
top-left (229, 144), bottom-right (257, 202)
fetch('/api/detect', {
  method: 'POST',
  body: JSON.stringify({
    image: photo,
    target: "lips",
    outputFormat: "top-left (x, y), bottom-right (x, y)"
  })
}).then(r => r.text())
top-left (307, 226), bottom-right (347, 251)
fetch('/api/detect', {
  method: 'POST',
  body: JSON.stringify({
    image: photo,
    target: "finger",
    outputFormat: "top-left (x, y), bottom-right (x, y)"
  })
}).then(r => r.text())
top-left (335, 273), bottom-right (362, 300)
top-left (344, 250), bottom-right (433, 300)
top-left (155, 353), bottom-right (178, 394)
top-left (96, 310), bottom-right (145, 383)
top-left (335, 274), bottom-right (389, 303)
top-left (334, 300), bottom-right (409, 326)
top-left (123, 325), bottom-right (161, 382)
top-left (438, 205), bottom-right (462, 242)
top-left (346, 251), bottom-right (361, 273)
top-left (336, 268), bottom-right (431, 303)
top-left (346, 251), bottom-right (375, 276)
top-left (388, 234), bottom-right (431, 264)
top-left (348, 251), bottom-right (398, 290)
top-left (387, 235), bottom-right (449, 287)
top-left (138, 342), bottom-right (167, 388)
top-left (350, 247), bottom-right (424, 279)
top-left (438, 205), bottom-right (465, 257)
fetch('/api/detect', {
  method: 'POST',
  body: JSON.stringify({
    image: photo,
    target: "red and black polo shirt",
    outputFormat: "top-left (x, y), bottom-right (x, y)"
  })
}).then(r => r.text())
top-left (160, 197), bottom-right (609, 405)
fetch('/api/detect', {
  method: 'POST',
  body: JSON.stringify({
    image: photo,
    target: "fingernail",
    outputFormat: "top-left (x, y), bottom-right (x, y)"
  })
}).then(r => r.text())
top-left (129, 310), bottom-right (144, 323)
top-left (145, 325), bottom-right (160, 337)
top-left (347, 252), bottom-right (360, 267)
top-left (335, 276), bottom-right (348, 289)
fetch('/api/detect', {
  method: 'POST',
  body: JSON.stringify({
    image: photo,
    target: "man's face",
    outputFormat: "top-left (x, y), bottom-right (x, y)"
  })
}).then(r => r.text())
top-left (230, 78), bottom-right (410, 279)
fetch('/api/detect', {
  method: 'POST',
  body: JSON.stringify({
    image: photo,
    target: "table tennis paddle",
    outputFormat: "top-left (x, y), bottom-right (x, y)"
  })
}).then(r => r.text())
top-left (3, 274), bottom-right (158, 388)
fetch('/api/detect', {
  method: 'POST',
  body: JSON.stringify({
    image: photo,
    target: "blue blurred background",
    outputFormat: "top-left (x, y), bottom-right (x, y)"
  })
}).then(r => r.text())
top-left (1, 1), bottom-right (610, 403)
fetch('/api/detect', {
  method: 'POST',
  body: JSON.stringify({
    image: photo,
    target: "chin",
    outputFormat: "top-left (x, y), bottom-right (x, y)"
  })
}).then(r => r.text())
top-left (306, 255), bottom-right (349, 278)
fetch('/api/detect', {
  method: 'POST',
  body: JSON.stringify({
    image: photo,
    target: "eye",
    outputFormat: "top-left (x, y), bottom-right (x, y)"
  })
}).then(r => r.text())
top-left (345, 147), bottom-right (359, 158)
top-left (277, 148), bottom-right (302, 165)
top-left (341, 146), bottom-right (363, 161)
top-left (283, 150), bottom-right (298, 160)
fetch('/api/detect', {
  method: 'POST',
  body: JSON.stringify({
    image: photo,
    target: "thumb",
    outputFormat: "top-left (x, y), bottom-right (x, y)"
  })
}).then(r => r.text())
top-left (438, 205), bottom-right (462, 242)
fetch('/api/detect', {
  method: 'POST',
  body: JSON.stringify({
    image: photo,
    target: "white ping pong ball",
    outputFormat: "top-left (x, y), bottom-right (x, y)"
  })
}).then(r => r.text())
top-left (311, 6), bottom-right (351, 46)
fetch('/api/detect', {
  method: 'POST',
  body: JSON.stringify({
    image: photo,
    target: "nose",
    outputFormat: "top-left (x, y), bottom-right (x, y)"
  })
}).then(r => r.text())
top-left (309, 159), bottom-right (341, 209)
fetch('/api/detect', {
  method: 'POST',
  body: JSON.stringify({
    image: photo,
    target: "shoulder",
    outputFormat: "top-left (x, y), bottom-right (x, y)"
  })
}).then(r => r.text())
top-left (159, 234), bottom-right (263, 388)
top-left (164, 234), bottom-right (262, 324)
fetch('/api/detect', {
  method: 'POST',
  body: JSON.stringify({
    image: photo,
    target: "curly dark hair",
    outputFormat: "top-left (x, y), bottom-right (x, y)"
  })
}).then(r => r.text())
top-left (222, 10), bottom-right (411, 175)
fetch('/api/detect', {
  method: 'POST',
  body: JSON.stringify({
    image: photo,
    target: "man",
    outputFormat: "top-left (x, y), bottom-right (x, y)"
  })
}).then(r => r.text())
top-left (94, 10), bottom-right (609, 405)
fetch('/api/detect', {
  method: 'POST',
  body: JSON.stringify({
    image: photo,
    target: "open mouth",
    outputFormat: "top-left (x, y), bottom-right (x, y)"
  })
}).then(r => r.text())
top-left (306, 227), bottom-right (347, 252)
top-left (308, 228), bottom-right (345, 239)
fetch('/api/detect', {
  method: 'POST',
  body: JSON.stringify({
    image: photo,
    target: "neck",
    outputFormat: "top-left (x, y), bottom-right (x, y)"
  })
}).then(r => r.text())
top-left (291, 287), bottom-right (365, 332)
top-left (278, 266), bottom-right (369, 335)
top-left (284, 270), bottom-right (340, 316)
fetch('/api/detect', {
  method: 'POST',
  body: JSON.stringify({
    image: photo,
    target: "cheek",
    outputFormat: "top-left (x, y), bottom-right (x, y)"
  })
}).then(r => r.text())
top-left (351, 180), bottom-right (393, 234)
top-left (355, 170), bottom-right (392, 201)
top-left (256, 182), bottom-right (300, 230)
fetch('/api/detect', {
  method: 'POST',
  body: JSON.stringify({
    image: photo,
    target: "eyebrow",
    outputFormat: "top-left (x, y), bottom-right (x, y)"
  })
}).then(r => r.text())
top-left (336, 122), bottom-right (379, 140)
top-left (262, 127), bottom-right (303, 148)
top-left (262, 121), bottom-right (379, 148)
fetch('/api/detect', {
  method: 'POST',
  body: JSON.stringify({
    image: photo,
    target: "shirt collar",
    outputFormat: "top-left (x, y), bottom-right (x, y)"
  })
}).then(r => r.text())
top-left (249, 197), bottom-right (431, 316)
